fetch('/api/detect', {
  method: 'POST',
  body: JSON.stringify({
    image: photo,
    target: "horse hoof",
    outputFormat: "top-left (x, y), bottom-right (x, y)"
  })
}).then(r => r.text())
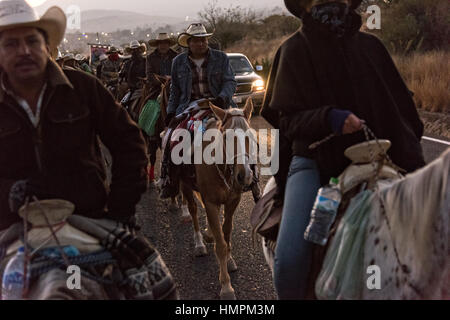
top-left (194, 246), bottom-right (207, 257)
top-left (227, 258), bottom-right (238, 273)
top-left (220, 290), bottom-right (236, 300)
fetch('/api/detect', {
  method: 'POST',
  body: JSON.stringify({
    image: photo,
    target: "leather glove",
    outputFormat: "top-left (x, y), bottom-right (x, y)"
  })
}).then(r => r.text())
top-left (165, 112), bottom-right (175, 127)
top-left (8, 177), bottom-right (54, 213)
top-left (211, 96), bottom-right (226, 109)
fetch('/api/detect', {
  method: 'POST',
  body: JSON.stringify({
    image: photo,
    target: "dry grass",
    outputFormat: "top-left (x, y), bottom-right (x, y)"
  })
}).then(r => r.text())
top-left (393, 51), bottom-right (450, 113)
top-left (226, 37), bottom-right (286, 63)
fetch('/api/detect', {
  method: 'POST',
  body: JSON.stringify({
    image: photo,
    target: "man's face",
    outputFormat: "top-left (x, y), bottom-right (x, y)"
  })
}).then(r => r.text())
top-left (157, 41), bottom-right (170, 54)
top-left (0, 27), bottom-right (49, 81)
top-left (188, 37), bottom-right (208, 57)
top-left (131, 48), bottom-right (141, 58)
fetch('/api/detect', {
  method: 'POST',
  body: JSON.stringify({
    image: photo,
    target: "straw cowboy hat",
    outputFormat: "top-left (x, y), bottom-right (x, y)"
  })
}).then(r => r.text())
top-left (126, 40), bottom-right (146, 54)
top-left (63, 53), bottom-right (75, 61)
top-left (75, 54), bottom-right (87, 61)
top-left (0, 0), bottom-right (66, 52)
top-left (148, 33), bottom-right (177, 47)
top-left (178, 23), bottom-right (213, 48)
top-left (284, 0), bottom-right (363, 18)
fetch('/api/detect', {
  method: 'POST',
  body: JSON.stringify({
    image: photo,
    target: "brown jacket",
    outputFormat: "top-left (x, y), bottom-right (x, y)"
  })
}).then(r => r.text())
top-left (0, 59), bottom-right (148, 230)
top-left (145, 48), bottom-right (178, 80)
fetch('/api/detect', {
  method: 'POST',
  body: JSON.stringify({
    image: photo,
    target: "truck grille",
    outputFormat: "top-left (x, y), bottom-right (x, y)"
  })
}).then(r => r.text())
top-left (236, 83), bottom-right (252, 95)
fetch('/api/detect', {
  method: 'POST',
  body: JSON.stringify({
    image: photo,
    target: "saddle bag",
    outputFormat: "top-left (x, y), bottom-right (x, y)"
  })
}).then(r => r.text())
top-left (250, 187), bottom-right (282, 242)
top-left (138, 99), bottom-right (161, 136)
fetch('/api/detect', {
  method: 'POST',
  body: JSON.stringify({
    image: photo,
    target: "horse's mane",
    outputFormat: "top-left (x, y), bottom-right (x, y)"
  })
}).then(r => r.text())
top-left (371, 148), bottom-right (450, 299)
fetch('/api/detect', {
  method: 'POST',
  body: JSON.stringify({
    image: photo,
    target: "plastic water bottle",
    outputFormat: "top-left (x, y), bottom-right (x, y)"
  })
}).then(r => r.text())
top-left (2, 247), bottom-right (28, 300)
top-left (304, 177), bottom-right (342, 246)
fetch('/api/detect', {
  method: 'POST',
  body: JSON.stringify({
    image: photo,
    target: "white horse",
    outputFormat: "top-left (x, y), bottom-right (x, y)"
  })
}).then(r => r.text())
top-left (261, 146), bottom-right (449, 300)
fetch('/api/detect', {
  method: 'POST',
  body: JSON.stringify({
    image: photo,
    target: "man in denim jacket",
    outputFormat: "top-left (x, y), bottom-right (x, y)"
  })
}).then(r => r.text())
top-left (165, 23), bottom-right (237, 121)
top-left (159, 23), bottom-right (241, 199)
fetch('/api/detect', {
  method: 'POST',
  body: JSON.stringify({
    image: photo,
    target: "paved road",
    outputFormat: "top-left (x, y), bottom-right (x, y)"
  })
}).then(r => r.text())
top-left (135, 116), bottom-right (449, 300)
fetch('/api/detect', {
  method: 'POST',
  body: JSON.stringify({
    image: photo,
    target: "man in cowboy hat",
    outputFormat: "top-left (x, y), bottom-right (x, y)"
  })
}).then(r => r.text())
top-left (100, 46), bottom-right (121, 85)
top-left (0, 0), bottom-right (148, 231)
top-left (166, 23), bottom-right (237, 121)
top-left (146, 33), bottom-right (178, 81)
top-left (158, 23), bottom-right (242, 199)
top-left (260, 0), bottom-right (425, 299)
top-left (62, 52), bottom-right (77, 70)
top-left (120, 40), bottom-right (147, 90)
top-left (75, 53), bottom-right (93, 74)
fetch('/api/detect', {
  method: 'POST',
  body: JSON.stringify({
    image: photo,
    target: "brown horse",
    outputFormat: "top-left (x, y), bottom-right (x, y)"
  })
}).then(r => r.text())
top-left (178, 98), bottom-right (255, 299)
top-left (135, 75), bottom-right (170, 183)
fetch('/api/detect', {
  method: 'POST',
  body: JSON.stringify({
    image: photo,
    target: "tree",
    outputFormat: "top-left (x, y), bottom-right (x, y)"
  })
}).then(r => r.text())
top-left (368, 0), bottom-right (449, 53)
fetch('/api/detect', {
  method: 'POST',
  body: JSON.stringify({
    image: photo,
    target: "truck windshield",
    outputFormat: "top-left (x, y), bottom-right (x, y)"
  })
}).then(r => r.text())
top-left (229, 56), bottom-right (254, 74)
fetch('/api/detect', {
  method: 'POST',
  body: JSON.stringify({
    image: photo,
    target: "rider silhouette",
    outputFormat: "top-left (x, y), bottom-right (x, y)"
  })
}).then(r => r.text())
top-left (261, 0), bottom-right (425, 300)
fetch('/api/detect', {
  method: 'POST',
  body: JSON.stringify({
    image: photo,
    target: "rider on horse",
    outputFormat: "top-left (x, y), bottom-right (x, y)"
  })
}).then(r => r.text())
top-left (99, 46), bottom-right (121, 85)
top-left (119, 40), bottom-right (146, 91)
top-left (261, 0), bottom-right (426, 299)
top-left (159, 23), bottom-right (261, 202)
top-left (146, 33), bottom-right (178, 82)
top-left (144, 33), bottom-right (178, 184)
top-left (0, 1), bottom-right (148, 232)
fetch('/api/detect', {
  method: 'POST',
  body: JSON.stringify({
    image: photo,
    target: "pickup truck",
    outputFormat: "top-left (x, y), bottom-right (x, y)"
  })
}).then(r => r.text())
top-left (227, 53), bottom-right (266, 114)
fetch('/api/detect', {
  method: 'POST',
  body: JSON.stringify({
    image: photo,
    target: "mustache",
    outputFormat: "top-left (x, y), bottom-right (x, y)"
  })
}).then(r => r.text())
top-left (15, 57), bottom-right (37, 67)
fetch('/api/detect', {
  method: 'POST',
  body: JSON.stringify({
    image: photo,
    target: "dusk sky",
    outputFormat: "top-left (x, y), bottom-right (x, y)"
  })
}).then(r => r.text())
top-left (28, 0), bottom-right (286, 18)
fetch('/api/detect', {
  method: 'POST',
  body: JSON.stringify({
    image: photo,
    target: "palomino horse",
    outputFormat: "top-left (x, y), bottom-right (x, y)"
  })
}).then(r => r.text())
top-left (260, 145), bottom-right (449, 299)
top-left (178, 98), bottom-right (255, 300)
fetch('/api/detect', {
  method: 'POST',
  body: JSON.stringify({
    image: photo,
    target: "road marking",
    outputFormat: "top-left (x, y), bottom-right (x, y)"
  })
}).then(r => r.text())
top-left (422, 136), bottom-right (450, 146)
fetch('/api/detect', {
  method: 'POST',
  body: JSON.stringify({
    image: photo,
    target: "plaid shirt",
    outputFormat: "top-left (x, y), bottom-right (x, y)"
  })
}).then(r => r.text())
top-left (189, 53), bottom-right (212, 101)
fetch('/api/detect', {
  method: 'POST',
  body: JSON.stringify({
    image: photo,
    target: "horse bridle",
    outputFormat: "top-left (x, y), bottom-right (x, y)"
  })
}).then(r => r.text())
top-left (214, 112), bottom-right (252, 192)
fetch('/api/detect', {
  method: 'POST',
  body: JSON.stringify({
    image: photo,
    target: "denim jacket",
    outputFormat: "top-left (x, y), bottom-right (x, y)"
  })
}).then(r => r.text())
top-left (167, 48), bottom-right (237, 115)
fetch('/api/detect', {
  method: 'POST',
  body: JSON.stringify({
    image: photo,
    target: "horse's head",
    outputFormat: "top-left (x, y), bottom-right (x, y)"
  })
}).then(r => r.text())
top-left (210, 98), bottom-right (255, 189)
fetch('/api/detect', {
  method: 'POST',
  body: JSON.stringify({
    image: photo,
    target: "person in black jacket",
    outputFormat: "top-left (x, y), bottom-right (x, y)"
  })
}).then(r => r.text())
top-left (261, 0), bottom-right (425, 299)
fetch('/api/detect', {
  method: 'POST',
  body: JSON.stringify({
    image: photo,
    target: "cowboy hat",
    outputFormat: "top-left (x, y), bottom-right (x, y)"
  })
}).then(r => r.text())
top-left (178, 23), bottom-right (213, 48)
top-left (284, 0), bottom-right (363, 18)
top-left (127, 40), bottom-right (146, 53)
top-left (106, 46), bottom-right (119, 54)
top-left (99, 54), bottom-right (108, 62)
top-left (55, 49), bottom-right (63, 61)
top-left (148, 33), bottom-right (177, 47)
top-left (75, 53), bottom-right (86, 61)
top-left (0, 0), bottom-right (66, 52)
top-left (63, 53), bottom-right (75, 61)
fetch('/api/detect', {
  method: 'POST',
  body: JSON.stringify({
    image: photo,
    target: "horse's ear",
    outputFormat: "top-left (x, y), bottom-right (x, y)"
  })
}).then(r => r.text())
top-left (210, 102), bottom-right (226, 121)
top-left (243, 97), bottom-right (253, 121)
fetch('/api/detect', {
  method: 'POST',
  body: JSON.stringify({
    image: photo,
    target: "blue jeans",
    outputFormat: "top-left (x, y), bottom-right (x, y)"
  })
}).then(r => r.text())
top-left (274, 156), bottom-right (321, 299)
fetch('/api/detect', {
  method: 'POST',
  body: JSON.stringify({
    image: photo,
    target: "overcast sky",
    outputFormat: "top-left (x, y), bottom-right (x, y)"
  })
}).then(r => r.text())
top-left (31, 0), bottom-right (286, 18)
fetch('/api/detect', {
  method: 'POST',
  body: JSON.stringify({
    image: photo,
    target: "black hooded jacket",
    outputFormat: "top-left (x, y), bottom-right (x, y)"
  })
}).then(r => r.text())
top-left (261, 10), bottom-right (425, 187)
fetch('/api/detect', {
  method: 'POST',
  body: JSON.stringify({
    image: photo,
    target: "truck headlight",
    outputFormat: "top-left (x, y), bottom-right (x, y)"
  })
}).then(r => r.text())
top-left (252, 79), bottom-right (265, 92)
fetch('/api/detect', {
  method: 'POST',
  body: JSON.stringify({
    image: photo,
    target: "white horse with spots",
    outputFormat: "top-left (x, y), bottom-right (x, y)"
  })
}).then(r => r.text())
top-left (260, 145), bottom-right (449, 300)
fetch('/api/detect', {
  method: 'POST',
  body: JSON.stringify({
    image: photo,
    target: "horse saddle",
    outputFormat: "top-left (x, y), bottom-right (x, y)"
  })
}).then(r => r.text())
top-left (250, 177), bottom-right (282, 242)
top-left (170, 107), bottom-right (213, 151)
top-left (6, 199), bottom-right (102, 256)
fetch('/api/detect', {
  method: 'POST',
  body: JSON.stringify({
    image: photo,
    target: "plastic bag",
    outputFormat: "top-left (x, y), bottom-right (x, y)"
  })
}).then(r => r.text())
top-left (315, 189), bottom-right (373, 300)
top-left (138, 99), bottom-right (161, 136)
